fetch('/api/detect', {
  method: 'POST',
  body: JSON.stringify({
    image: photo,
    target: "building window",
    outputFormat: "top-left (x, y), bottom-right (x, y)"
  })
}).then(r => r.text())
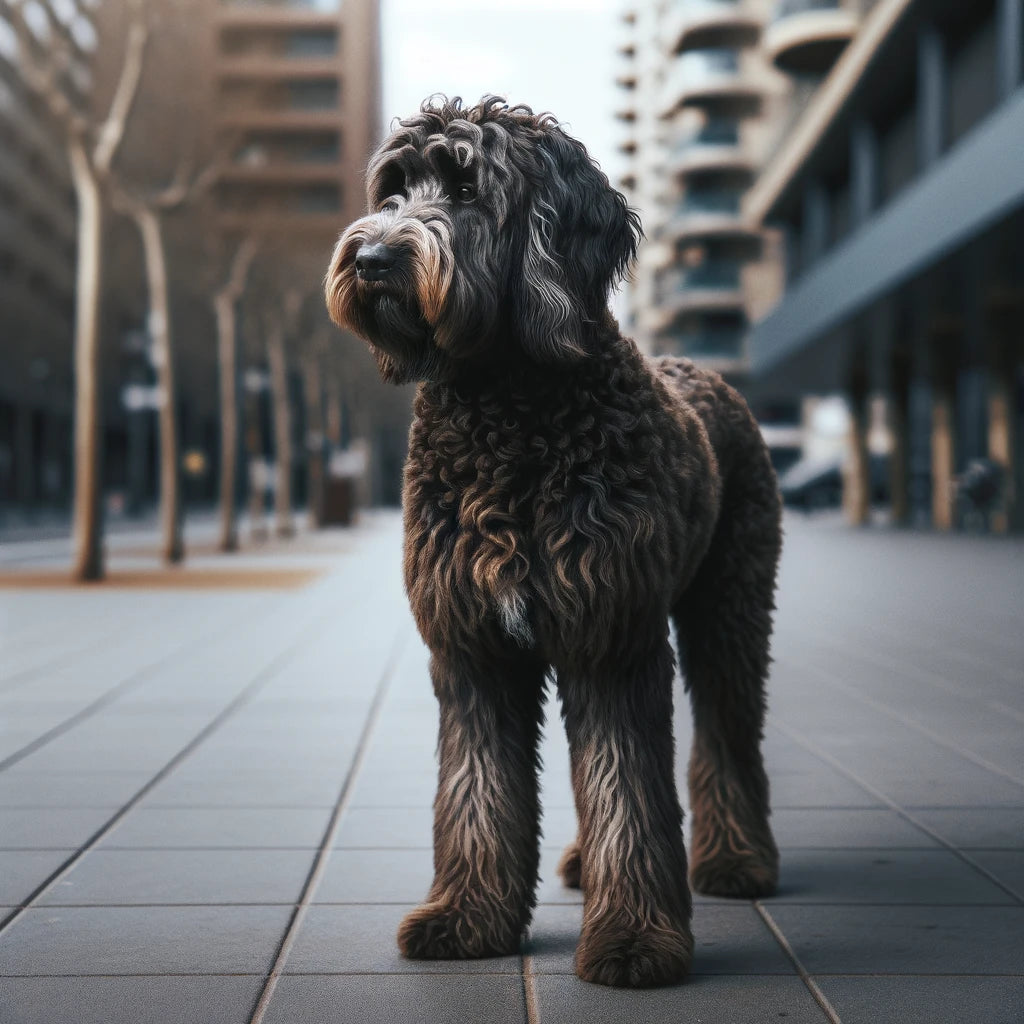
top-left (287, 79), bottom-right (338, 110)
top-left (947, 10), bottom-right (998, 147)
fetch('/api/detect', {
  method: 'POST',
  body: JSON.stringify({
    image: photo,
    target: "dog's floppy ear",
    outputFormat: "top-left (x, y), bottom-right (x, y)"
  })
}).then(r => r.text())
top-left (514, 125), bottom-right (642, 361)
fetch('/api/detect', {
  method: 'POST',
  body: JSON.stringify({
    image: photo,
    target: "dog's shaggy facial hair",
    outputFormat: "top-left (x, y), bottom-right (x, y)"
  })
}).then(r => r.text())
top-left (325, 95), bottom-right (642, 383)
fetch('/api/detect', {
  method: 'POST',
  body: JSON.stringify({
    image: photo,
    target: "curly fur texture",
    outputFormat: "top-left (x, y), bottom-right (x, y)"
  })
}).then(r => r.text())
top-left (326, 95), bottom-right (781, 989)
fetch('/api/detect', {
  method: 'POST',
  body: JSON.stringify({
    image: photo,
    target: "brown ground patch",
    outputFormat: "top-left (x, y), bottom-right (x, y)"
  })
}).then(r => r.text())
top-left (0, 567), bottom-right (325, 590)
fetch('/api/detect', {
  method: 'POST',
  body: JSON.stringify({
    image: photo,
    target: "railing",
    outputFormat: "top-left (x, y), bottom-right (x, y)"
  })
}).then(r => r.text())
top-left (673, 118), bottom-right (741, 153)
top-left (677, 189), bottom-right (743, 216)
top-left (772, 0), bottom-right (842, 19)
top-left (656, 261), bottom-right (743, 302)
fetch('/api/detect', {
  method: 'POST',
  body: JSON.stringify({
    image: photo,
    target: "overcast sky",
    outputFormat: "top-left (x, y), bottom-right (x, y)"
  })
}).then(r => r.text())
top-left (380, 0), bottom-right (623, 184)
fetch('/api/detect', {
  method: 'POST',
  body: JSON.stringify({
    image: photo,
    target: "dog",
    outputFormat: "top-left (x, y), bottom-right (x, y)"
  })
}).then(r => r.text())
top-left (325, 96), bottom-right (781, 988)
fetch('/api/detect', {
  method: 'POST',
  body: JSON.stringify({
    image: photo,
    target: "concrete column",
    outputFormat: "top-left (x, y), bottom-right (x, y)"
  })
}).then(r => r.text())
top-left (844, 382), bottom-right (871, 526)
top-left (14, 404), bottom-right (34, 508)
top-left (917, 23), bottom-right (947, 170)
top-left (997, 0), bottom-right (1023, 100)
top-left (888, 365), bottom-right (911, 525)
top-left (850, 116), bottom-right (879, 228)
top-left (931, 373), bottom-right (956, 531)
top-left (801, 179), bottom-right (830, 270)
top-left (988, 343), bottom-right (1015, 533)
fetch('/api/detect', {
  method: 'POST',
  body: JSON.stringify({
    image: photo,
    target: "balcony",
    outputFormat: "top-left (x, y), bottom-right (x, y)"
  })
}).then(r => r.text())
top-left (652, 328), bottom-right (747, 369)
top-left (648, 261), bottom-right (747, 327)
top-left (764, 0), bottom-right (859, 75)
top-left (661, 190), bottom-right (762, 248)
top-left (660, 49), bottom-right (762, 118)
top-left (217, 56), bottom-right (340, 80)
top-left (667, 118), bottom-right (755, 179)
top-left (216, 0), bottom-right (339, 29)
top-left (667, 0), bottom-right (762, 55)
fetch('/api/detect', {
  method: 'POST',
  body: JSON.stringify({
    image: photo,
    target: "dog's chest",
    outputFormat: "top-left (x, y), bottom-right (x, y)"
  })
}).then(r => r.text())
top-left (405, 387), bottom-right (673, 653)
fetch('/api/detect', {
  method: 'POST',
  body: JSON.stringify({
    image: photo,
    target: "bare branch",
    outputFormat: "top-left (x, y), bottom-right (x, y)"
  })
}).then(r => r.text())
top-left (152, 156), bottom-right (195, 209)
top-left (93, 3), bottom-right (149, 175)
top-left (219, 234), bottom-right (261, 303)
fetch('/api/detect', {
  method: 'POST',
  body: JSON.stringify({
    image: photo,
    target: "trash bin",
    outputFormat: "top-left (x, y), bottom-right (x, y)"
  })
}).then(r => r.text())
top-left (322, 445), bottom-right (368, 527)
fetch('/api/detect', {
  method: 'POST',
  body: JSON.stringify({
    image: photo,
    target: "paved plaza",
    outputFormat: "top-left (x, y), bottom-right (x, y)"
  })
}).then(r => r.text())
top-left (0, 512), bottom-right (1022, 1023)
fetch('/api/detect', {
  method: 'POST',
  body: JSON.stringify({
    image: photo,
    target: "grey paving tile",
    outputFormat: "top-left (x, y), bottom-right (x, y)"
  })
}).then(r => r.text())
top-left (0, 976), bottom-right (262, 1024)
top-left (282, 904), bottom-right (521, 975)
top-left (100, 807), bottom-right (332, 849)
top-left (39, 848), bottom-right (314, 905)
top-left (349, 765), bottom-right (438, 808)
top-left (910, 807), bottom-right (1024, 849)
top-left (532, 974), bottom-right (826, 1023)
top-left (763, 761), bottom-right (884, 809)
top-left (528, 902), bottom-right (795, 977)
top-left (0, 808), bottom-right (115, 849)
top-left (143, 769), bottom-right (340, 808)
top-left (334, 807), bottom-right (433, 848)
top-left (0, 850), bottom-right (73, 905)
top-left (817, 975), bottom-right (1024, 1024)
top-left (766, 905), bottom-right (1024, 974)
top-left (536, 847), bottom-right (583, 906)
top-left (967, 851), bottom-right (1024, 899)
top-left (315, 848), bottom-right (433, 903)
top-left (769, 809), bottom-right (938, 849)
top-left (773, 848), bottom-right (1015, 904)
top-left (0, 905), bottom-right (293, 975)
top-left (0, 771), bottom-right (150, 807)
top-left (264, 974), bottom-right (525, 1024)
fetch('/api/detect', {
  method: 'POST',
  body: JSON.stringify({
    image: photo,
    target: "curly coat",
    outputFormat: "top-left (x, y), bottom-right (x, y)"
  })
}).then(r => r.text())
top-left (325, 96), bottom-right (781, 989)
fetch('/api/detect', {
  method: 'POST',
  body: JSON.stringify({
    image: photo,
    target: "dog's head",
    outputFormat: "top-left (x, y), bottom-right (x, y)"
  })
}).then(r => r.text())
top-left (325, 95), bottom-right (641, 383)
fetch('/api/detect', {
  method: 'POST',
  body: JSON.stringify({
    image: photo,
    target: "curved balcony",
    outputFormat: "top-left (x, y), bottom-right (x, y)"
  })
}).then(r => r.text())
top-left (667, 0), bottom-right (762, 55)
top-left (648, 262), bottom-right (747, 328)
top-left (764, 0), bottom-right (859, 75)
top-left (661, 192), bottom-right (762, 250)
top-left (651, 328), bottom-right (747, 369)
top-left (667, 119), bottom-right (755, 179)
top-left (660, 50), bottom-right (762, 119)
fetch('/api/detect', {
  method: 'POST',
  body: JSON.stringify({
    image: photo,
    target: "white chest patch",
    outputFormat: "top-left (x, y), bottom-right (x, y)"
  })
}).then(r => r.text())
top-left (496, 589), bottom-right (534, 647)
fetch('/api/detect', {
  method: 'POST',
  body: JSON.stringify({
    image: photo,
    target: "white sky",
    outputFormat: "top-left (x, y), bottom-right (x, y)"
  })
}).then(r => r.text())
top-left (380, 0), bottom-right (623, 185)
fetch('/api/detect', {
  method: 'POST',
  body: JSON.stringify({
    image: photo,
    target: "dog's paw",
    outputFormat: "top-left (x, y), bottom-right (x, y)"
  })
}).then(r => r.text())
top-left (557, 842), bottom-right (582, 889)
top-left (690, 851), bottom-right (778, 899)
top-left (576, 922), bottom-right (693, 988)
top-left (397, 902), bottom-right (521, 960)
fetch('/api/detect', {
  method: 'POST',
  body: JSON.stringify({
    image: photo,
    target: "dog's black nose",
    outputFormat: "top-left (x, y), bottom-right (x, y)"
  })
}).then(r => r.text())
top-left (355, 242), bottom-right (397, 280)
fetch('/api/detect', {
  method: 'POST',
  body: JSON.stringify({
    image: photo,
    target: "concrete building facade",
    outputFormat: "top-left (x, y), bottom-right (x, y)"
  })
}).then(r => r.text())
top-left (0, 2), bottom-right (94, 518)
top-left (748, 0), bottom-right (1024, 532)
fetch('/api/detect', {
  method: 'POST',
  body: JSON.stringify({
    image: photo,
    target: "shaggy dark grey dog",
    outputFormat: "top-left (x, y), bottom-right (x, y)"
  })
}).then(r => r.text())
top-left (325, 96), bottom-right (781, 989)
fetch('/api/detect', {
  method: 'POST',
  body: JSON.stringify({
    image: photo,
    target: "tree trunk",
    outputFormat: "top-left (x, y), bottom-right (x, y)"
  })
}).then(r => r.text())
top-left (215, 292), bottom-right (239, 551)
top-left (69, 140), bottom-right (105, 582)
top-left (302, 350), bottom-right (325, 529)
top-left (135, 207), bottom-right (183, 563)
top-left (266, 323), bottom-right (294, 538)
top-left (245, 379), bottom-right (268, 541)
top-left (325, 372), bottom-right (343, 449)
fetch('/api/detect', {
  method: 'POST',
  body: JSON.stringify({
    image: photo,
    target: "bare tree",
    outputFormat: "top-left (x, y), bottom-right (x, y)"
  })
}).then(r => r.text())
top-left (302, 329), bottom-right (329, 529)
top-left (213, 235), bottom-right (260, 552)
top-left (8, 0), bottom-right (147, 579)
top-left (110, 161), bottom-right (222, 563)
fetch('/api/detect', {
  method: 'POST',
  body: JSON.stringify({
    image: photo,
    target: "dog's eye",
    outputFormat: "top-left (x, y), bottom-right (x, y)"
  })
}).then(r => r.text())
top-left (454, 183), bottom-right (476, 203)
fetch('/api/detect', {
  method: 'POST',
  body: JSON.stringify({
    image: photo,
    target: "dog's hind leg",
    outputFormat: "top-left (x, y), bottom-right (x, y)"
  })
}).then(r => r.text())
top-left (674, 467), bottom-right (781, 899)
top-left (398, 650), bottom-right (544, 960)
top-left (558, 637), bottom-right (694, 988)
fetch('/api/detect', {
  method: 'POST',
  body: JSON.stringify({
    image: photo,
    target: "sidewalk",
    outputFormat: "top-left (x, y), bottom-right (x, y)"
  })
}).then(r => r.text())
top-left (0, 513), bottom-right (1021, 1023)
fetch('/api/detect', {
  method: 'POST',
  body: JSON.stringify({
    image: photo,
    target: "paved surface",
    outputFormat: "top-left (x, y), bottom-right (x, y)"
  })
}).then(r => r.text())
top-left (0, 512), bottom-right (1022, 1023)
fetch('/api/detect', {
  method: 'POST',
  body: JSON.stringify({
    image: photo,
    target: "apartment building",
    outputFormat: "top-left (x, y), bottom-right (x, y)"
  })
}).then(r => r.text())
top-left (747, 0), bottom-right (1024, 531)
top-left (0, 2), bottom-right (93, 516)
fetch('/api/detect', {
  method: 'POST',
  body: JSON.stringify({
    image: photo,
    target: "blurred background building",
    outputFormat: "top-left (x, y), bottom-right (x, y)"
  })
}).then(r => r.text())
top-left (622, 0), bottom-right (1023, 532)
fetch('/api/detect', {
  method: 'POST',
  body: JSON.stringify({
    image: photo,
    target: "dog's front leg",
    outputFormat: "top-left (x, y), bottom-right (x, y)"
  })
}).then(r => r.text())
top-left (558, 640), bottom-right (693, 988)
top-left (398, 650), bottom-right (545, 960)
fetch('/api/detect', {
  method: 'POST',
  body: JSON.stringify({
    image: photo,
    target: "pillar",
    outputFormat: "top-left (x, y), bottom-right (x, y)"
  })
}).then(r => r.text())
top-left (917, 23), bottom-right (947, 171)
top-left (844, 376), bottom-right (871, 526)
top-left (889, 359), bottom-right (911, 525)
top-left (14, 404), bottom-right (34, 508)
top-left (931, 362), bottom-right (956, 531)
top-left (997, 0), bottom-right (1024, 100)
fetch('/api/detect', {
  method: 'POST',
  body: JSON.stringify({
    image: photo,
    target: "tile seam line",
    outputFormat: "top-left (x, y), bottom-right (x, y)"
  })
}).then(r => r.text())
top-left (246, 623), bottom-right (411, 1024)
top-left (773, 654), bottom-right (1024, 789)
top-left (0, 600), bottom-right (348, 938)
top-left (521, 951), bottom-right (540, 1024)
top-left (767, 717), bottom-right (1024, 906)
top-left (753, 901), bottom-right (843, 1024)
top-left (0, 592), bottom-right (286, 774)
